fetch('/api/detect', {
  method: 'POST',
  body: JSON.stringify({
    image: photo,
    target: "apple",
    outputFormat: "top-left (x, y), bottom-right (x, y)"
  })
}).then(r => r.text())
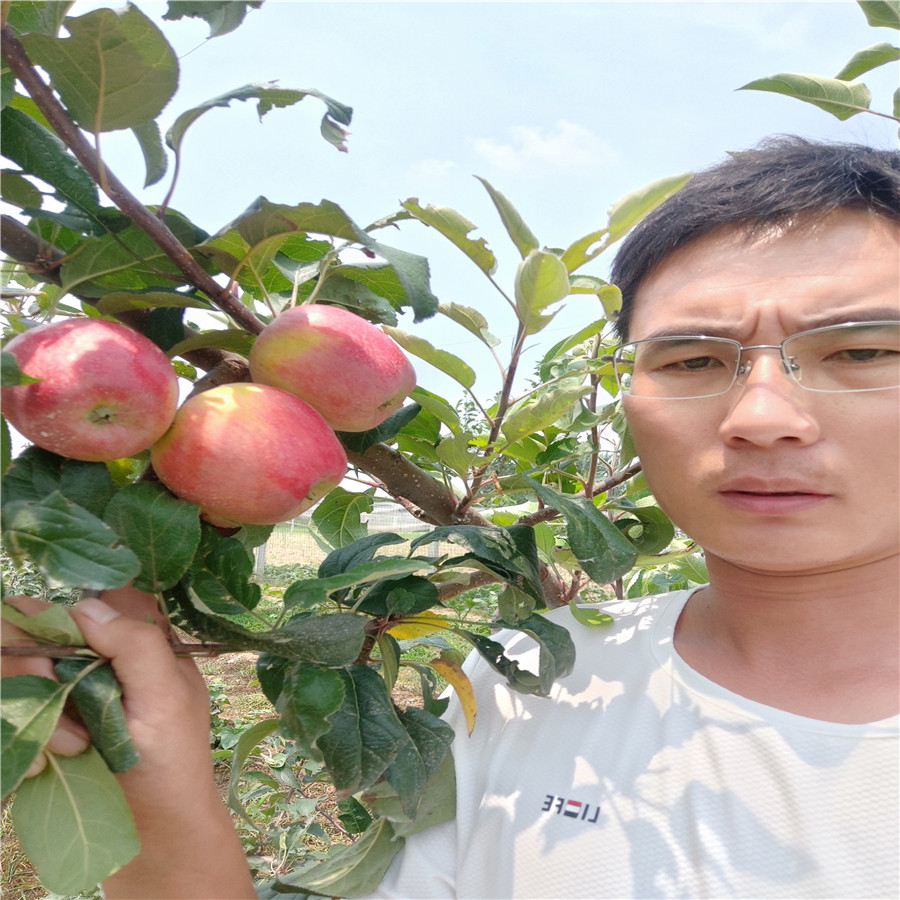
top-left (1, 318), bottom-right (179, 462)
top-left (248, 304), bottom-right (416, 432)
top-left (150, 382), bottom-right (347, 526)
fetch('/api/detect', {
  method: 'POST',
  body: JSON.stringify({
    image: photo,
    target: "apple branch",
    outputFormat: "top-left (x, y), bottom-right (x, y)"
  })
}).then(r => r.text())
top-left (0, 27), bottom-right (266, 336)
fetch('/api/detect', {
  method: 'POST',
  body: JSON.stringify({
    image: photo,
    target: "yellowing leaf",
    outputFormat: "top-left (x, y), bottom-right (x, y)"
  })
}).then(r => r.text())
top-left (426, 652), bottom-right (476, 734)
top-left (387, 613), bottom-right (450, 640)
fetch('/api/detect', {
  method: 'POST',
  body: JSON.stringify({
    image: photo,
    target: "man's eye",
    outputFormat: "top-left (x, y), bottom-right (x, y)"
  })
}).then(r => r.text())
top-left (664, 355), bottom-right (724, 371)
top-left (827, 347), bottom-right (897, 363)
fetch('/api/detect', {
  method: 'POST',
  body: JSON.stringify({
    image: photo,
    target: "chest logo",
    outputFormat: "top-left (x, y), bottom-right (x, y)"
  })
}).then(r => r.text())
top-left (541, 793), bottom-right (602, 824)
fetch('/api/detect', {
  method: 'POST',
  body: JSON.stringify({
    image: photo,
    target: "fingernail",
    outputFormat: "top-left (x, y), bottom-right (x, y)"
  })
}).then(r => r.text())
top-left (74, 597), bottom-right (121, 624)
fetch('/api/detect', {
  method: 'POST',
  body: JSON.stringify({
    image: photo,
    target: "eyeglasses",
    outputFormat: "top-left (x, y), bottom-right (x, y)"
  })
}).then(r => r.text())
top-left (613, 320), bottom-right (900, 400)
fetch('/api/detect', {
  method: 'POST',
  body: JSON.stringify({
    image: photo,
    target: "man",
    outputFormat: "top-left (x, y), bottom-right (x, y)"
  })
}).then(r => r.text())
top-left (6, 137), bottom-right (899, 899)
top-left (367, 137), bottom-right (900, 898)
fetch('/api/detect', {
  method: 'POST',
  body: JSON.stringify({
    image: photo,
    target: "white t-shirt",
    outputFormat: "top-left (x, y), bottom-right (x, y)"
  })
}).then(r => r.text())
top-left (371, 589), bottom-right (899, 899)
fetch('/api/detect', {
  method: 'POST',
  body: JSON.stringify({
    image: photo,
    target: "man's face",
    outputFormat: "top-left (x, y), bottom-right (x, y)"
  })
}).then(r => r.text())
top-left (623, 210), bottom-right (900, 575)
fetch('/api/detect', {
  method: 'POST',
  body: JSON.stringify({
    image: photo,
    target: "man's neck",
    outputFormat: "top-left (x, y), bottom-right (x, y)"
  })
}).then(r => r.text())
top-left (673, 554), bottom-right (900, 724)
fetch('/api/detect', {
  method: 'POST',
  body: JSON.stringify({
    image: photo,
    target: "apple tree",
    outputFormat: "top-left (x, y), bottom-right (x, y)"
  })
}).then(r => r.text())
top-left (0, 1), bottom-right (701, 895)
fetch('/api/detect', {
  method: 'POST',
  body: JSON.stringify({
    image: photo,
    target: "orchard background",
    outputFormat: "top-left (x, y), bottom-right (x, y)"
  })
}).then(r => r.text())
top-left (1, 1), bottom-right (897, 897)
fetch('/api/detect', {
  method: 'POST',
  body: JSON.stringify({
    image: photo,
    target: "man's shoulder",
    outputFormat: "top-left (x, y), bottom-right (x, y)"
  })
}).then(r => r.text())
top-left (513, 587), bottom-right (696, 658)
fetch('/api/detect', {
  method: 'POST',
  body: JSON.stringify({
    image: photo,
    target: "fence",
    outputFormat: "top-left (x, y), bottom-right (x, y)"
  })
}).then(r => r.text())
top-left (254, 500), bottom-right (441, 574)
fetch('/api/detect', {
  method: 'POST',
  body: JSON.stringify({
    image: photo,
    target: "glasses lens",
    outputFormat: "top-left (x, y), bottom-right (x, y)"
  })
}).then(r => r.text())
top-left (616, 337), bottom-right (740, 399)
top-left (786, 322), bottom-right (900, 392)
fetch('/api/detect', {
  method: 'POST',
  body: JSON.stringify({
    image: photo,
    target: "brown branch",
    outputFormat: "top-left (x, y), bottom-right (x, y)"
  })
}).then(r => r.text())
top-left (516, 459), bottom-right (644, 528)
top-left (1, 215), bottom-right (251, 378)
top-left (344, 443), bottom-right (494, 527)
top-left (0, 28), bottom-right (265, 336)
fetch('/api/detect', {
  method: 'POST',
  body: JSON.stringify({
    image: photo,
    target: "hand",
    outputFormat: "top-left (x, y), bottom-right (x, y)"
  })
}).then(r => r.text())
top-left (2, 588), bottom-right (255, 899)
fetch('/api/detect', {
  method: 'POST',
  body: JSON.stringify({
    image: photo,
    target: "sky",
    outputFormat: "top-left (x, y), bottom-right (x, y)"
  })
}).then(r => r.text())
top-left (28, 1), bottom-right (900, 408)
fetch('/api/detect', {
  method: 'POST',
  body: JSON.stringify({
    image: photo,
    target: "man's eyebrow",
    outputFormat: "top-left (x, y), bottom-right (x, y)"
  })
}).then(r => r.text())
top-left (639, 309), bottom-right (900, 341)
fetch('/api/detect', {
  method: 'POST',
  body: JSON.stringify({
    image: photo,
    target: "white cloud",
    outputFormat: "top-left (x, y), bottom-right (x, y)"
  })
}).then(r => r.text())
top-left (472, 120), bottom-right (618, 178)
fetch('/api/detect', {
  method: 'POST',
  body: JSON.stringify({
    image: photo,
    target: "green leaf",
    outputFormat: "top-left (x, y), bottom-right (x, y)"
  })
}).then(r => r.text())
top-left (0, 599), bottom-right (85, 646)
top-left (338, 403), bottom-right (423, 454)
top-left (411, 524), bottom-right (543, 603)
top-left (59, 214), bottom-right (206, 296)
top-left (834, 41), bottom-right (900, 79)
top-left (497, 583), bottom-right (536, 625)
top-left (607, 172), bottom-right (693, 243)
top-left (94, 288), bottom-right (213, 315)
top-left (356, 236), bottom-right (439, 323)
top-left (474, 176), bottom-right (540, 258)
top-left (858, 0), bottom-right (900, 29)
top-left (567, 276), bottom-right (622, 318)
top-left (0, 170), bottom-right (43, 210)
top-left (53, 659), bottom-right (138, 772)
top-left (5, 1), bottom-right (74, 37)
top-left (318, 532), bottom-right (407, 579)
top-left (515, 249), bottom-right (570, 335)
top-left (438, 302), bottom-right (501, 348)
top-left (1, 350), bottom-right (40, 386)
top-left (131, 119), bottom-right (168, 188)
top-left (273, 817), bottom-right (403, 898)
top-left (0, 107), bottom-right (101, 219)
top-left (189, 527), bottom-right (260, 615)
top-left (2, 491), bottom-right (140, 590)
top-left (529, 481), bottom-right (638, 584)
top-left (2, 447), bottom-right (94, 509)
top-left (166, 83), bottom-right (351, 173)
top-left (276, 664), bottom-right (345, 757)
top-left (495, 612), bottom-right (577, 694)
top-left (401, 198), bottom-right (497, 275)
top-left (409, 387), bottom-right (462, 433)
top-left (568, 600), bottom-right (614, 628)
top-left (611, 504), bottom-right (675, 556)
top-left (435, 432), bottom-right (478, 479)
top-left (382, 705), bottom-right (454, 816)
top-left (308, 487), bottom-right (373, 552)
top-left (500, 382), bottom-right (592, 444)
top-left (103, 482), bottom-right (202, 593)
top-left (165, 328), bottom-right (255, 358)
top-left (162, 0), bottom-right (264, 37)
top-left (357, 574), bottom-right (439, 617)
top-left (337, 797), bottom-right (373, 835)
top-left (23, 5), bottom-right (178, 132)
top-left (0, 419), bottom-right (9, 478)
top-left (226, 717), bottom-right (279, 826)
top-left (10, 747), bottom-right (140, 895)
top-left (284, 558), bottom-right (426, 611)
top-left (457, 617), bottom-right (569, 697)
top-left (318, 666), bottom-right (407, 795)
top-left (738, 74), bottom-right (873, 121)
top-left (364, 748), bottom-right (456, 838)
top-left (271, 613), bottom-right (368, 667)
top-left (0, 674), bottom-right (73, 799)
top-left (561, 227), bottom-right (609, 273)
top-left (383, 326), bottom-right (475, 389)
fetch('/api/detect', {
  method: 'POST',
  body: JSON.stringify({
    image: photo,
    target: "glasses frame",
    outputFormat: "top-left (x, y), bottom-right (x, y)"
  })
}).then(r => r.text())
top-left (612, 319), bottom-right (900, 400)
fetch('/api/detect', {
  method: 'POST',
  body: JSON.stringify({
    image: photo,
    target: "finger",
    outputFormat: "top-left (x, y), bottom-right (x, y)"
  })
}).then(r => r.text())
top-left (69, 597), bottom-right (204, 706)
top-left (46, 719), bottom-right (90, 756)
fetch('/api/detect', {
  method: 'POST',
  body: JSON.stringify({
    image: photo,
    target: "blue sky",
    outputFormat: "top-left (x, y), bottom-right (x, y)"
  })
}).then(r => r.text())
top-left (57, 2), bottom-right (900, 405)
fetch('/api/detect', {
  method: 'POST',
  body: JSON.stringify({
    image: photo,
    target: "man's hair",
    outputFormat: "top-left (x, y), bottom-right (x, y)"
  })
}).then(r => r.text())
top-left (610, 136), bottom-right (900, 340)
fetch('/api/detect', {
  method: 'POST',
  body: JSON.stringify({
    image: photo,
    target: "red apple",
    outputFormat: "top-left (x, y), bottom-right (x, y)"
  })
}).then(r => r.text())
top-left (150, 383), bottom-right (347, 526)
top-left (248, 304), bottom-right (416, 432)
top-left (1, 318), bottom-right (178, 462)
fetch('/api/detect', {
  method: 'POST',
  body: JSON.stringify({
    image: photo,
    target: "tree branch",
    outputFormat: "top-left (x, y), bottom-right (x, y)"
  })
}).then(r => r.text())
top-left (0, 27), bottom-right (265, 336)
top-left (516, 459), bottom-right (643, 527)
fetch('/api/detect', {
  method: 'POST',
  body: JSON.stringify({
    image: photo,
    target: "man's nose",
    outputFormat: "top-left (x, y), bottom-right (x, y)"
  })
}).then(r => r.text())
top-left (718, 352), bottom-right (821, 447)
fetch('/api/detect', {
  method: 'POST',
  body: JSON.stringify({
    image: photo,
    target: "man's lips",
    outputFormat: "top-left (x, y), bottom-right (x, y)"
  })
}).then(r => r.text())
top-left (717, 478), bottom-right (831, 514)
